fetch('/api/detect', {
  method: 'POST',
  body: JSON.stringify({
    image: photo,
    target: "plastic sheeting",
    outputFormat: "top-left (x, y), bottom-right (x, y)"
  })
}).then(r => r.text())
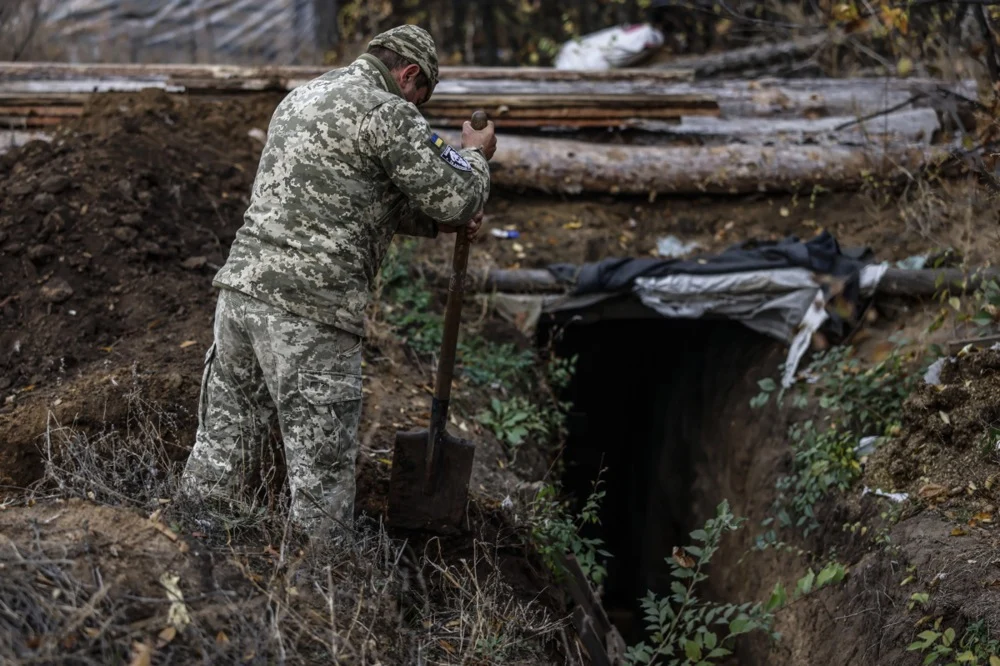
top-left (633, 268), bottom-right (821, 342)
top-left (530, 237), bottom-right (887, 389)
top-left (554, 24), bottom-right (664, 70)
top-left (39, 0), bottom-right (319, 64)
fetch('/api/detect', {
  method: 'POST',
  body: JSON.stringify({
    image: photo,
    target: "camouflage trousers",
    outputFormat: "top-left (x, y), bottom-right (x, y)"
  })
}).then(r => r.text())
top-left (179, 288), bottom-right (363, 535)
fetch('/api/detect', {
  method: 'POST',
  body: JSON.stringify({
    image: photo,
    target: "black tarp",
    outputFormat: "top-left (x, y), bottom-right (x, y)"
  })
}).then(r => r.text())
top-left (543, 231), bottom-right (878, 346)
top-left (549, 231), bottom-right (874, 295)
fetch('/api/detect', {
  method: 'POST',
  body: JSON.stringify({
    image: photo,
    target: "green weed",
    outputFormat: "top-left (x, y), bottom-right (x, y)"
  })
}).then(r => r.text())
top-left (527, 473), bottom-right (612, 588)
top-left (752, 343), bottom-right (920, 537)
top-left (625, 500), bottom-right (849, 666)
top-left (908, 617), bottom-right (1000, 666)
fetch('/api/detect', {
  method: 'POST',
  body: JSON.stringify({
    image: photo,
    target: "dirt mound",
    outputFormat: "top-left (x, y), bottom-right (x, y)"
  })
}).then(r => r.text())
top-left (0, 90), bottom-right (278, 391)
top-left (866, 348), bottom-right (1000, 496)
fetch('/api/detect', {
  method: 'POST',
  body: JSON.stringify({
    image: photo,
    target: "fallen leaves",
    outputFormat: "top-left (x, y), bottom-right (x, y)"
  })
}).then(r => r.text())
top-left (672, 546), bottom-right (695, 569)
top-left (157, 626), bottom-right (177, 648)
top-left (950, 527), bottom-right (967, 537)
top-left (918, 484), bottom-right (947, 500)
top-left (128, 641), bottom-right (153, 666)
top-left (148, 509), bottom-right (188, 553)
top-left (159, 572), bottom-right (191, 632)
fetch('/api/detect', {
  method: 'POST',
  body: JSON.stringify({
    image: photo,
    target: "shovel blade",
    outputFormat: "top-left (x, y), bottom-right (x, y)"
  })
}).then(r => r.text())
top-left (387, 428), bottom-right (475, 533)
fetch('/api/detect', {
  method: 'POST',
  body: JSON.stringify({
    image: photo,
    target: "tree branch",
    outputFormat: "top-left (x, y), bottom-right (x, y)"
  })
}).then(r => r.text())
top-left (974, 2), bottom-right (1000, 84)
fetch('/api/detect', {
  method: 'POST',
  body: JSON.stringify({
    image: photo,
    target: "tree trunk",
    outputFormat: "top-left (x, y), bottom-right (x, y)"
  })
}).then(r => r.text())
top-left (662, 77), bottom-right (978, 120)
top-left (657, 34), bottom-right (832, 77)
top-left (440, 266), bottom-right (1000, 299)
top-left (436, 130), bottom-right (952, 195)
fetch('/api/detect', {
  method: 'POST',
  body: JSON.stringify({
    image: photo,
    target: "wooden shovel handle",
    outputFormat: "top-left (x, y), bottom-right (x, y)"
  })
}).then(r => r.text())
top-left (433, 109), bottom-right (489, 404)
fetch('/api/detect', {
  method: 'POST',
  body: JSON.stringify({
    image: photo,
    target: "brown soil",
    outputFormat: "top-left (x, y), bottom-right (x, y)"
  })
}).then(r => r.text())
top-left (685, 328), bottom-right (1000, 665)
top-left (867, 348), bottom-right (1000, 498)
top-left (0, 90), bottom-right (278, 391)
top-left (469, 177), bottom-right (1000, 273)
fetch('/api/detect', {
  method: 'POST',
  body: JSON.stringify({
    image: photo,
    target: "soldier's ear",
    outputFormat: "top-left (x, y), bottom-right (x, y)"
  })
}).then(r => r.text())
top-left (402, 63), bottom-right (421, 84)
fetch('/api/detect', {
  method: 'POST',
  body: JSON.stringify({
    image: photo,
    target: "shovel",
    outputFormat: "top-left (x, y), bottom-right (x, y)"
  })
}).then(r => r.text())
top-left (387, 110), bottom-right (490, 533)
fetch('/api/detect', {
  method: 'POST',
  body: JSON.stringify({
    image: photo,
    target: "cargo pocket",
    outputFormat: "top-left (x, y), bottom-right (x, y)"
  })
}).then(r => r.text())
top-left (297, 371), bottom-right (363, 457)
top-left (197, 342), bottom-right (217, 428)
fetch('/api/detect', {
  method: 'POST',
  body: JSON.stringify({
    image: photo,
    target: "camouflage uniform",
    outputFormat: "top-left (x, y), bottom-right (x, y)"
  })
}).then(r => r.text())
top-left (179, 25), bottom-right (491, 535)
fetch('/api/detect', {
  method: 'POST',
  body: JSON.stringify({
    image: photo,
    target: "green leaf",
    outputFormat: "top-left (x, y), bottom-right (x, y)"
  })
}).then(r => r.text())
top-left (918, 631), bottom-right (942, 642)
top-left (758, 378), bottom-right (777, 392)
top-left (689, 529), bottom-right (709, 542)
top-left (684, 639), bottom-right (702, 661)
top-left (796, 570), bottom-right (816, 597)
top-left (703, 632), bottom-right (717, 650)
top-left (728, 617), bottom-right (750, 636)
top-left (816, 563), bottom-right (845, 588)
top-left (956, 652), bottom-right (978, 663)
top-left (974, 311), bottom-right (995, 327)
top-left (922, 653), bottom-right (938, 666)
top-left (671, 581), bottom-right (688, 599)
top-left (765, 582), bottom-right (787, 612)
top-left (943, 628), bottom-right (955, 647)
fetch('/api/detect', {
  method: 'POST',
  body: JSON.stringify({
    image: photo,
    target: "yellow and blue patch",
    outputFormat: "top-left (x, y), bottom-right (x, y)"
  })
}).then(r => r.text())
top-left (429, 132), bottom-right (472, 172)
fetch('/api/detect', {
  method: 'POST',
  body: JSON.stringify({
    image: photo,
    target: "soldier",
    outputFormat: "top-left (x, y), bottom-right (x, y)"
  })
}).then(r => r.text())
top-left (178, 25), bottom-right (496, 540)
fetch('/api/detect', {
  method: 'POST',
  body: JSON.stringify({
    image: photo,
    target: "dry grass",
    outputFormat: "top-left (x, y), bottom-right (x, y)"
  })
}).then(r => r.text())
top-left (0, 377), bottom-right (567, 665)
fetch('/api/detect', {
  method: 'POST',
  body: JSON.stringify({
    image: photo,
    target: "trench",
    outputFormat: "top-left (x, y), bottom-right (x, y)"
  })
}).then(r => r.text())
top-left (538, 314), bottom-right (784, 644)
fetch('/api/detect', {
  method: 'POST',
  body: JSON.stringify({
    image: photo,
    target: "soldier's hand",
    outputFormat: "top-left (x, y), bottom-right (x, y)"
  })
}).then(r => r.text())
top-left (439, 211), bottom-right (484, 241)
top-left (462, 120), bottom-right (497, 160)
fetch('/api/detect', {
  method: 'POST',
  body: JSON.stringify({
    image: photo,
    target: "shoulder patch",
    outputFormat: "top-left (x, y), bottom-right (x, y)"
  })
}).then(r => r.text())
top-left (429, 133), bottom-right (472, 172)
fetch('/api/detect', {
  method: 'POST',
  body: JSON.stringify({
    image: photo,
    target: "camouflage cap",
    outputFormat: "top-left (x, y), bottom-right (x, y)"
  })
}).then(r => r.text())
top-left (368, 25), bottom-right (440, 94)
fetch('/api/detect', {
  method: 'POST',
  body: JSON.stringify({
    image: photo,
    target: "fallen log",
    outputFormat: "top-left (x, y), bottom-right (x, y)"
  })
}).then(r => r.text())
top-left (875, 267), bottom-right (1000, 298)
top-left (659, 34), bottom-right (832, 78)
top-left (947, 334), bottom-right (1000, 355)
top-left (436, 130), bottom-right (952, 195)
top-left (663, 77), bottom-right (979, 120)
top-left (447, 266), bottom-right (1000, 299)
top-left (634, 107), bottom-right (941, 145)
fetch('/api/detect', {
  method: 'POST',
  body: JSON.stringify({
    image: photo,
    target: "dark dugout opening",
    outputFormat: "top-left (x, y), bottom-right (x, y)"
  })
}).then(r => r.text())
top-left (537, 312), bottom-right (780, 643)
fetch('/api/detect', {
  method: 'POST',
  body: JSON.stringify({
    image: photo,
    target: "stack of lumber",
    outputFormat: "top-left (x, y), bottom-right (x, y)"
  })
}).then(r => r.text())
top-left (0, 62), bottom-right (982, 195)
top-left (0, 63), bottom-right (714, 131)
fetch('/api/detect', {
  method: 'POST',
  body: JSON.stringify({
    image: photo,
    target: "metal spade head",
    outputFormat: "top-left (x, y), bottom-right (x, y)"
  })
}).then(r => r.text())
top-left (386, 425), bottom-right (475, 533)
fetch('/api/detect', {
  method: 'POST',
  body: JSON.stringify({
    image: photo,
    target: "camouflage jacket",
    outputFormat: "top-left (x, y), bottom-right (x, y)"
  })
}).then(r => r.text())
top-left (213, 54), bottom-right (491, 337)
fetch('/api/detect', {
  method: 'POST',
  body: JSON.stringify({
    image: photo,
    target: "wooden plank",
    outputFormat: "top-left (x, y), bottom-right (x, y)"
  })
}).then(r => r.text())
top-left (0, 116), bottom-right (64, 128)
top-left (571, 607), bottom-right (613, 666)
top-left (0, 62), bottom-right (692, 88)
top-left (427, 93), bottom-right (718, 110)
top-left (441, 66), bottom-right (694, 82)
top-left (427, 107), bottom-right (695, 120)
top-left (427, 118), bottom-right (680, 129)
